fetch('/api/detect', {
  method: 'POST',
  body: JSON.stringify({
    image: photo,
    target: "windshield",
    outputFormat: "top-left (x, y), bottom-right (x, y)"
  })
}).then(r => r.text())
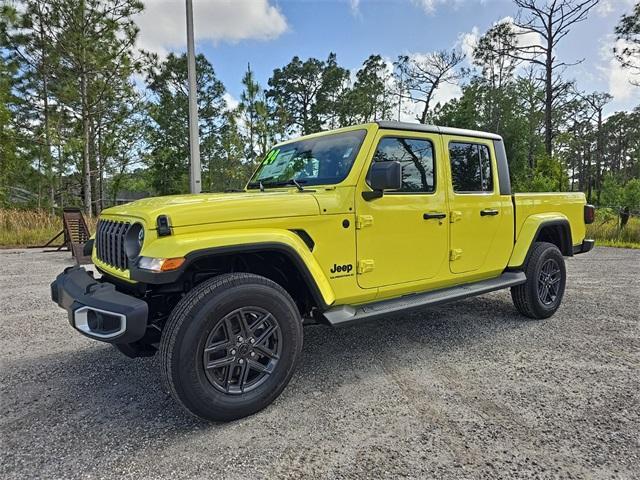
top-left (248, 130), bottom-right (367, 188)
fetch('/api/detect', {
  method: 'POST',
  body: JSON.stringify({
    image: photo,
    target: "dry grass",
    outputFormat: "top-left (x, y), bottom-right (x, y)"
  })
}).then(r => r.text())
top-left (0, 209), bottom-right (96, 248)
top-left (587, 209), bottom-right (640, 249)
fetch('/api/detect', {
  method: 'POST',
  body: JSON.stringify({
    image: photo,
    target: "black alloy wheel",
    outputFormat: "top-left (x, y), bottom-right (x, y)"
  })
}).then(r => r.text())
top-left (537, 258), bottom-right (561, 306)
top-left (202, 307), bottom-right (282, 395)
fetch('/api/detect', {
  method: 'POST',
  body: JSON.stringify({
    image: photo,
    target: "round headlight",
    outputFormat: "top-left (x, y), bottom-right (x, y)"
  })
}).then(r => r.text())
top-left (124, 223), bottom-right (144, 259)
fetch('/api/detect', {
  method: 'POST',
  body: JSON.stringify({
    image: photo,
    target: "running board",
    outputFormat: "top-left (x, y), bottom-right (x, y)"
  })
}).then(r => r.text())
top-left (321, 271), bottom-right (526, 327)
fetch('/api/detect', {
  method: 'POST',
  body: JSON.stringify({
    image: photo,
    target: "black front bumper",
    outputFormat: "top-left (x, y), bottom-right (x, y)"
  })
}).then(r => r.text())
top-left (51, 267), bottom-right (148, 343)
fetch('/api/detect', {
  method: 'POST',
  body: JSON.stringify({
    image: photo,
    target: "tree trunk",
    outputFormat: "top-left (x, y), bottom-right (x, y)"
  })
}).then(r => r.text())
top-left (80, 0), bottom-right (92, 217)
top-left (544, 52), bottom-right (553, 157)
top-left (37, 4), bottom-right (55, 215)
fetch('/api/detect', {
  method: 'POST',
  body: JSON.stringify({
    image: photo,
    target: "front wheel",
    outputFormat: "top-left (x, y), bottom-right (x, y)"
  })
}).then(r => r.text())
top-left (160, 273), bottom-right (303, 421)
top-left (511, 241), bottom-right (567, 319)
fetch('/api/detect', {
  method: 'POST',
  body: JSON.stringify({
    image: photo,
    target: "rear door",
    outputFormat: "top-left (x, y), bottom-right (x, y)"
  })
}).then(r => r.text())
top-left (444, 136), bottom-right (512, 274)
top-left (355, 129), bottom-right (448, 289)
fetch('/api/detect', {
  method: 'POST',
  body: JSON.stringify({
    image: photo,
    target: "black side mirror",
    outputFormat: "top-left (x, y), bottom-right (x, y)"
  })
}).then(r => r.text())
top-left (363, 161), bottom-right (402, 201)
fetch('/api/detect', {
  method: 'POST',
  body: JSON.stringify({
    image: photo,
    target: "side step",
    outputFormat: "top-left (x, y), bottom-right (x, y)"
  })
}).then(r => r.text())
top-left (321, 271), bottom-right (526, 327)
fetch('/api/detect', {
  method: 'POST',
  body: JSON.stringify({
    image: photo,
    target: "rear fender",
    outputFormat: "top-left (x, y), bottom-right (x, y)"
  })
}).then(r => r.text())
top-left (508, 214), bottom-right (572, 269)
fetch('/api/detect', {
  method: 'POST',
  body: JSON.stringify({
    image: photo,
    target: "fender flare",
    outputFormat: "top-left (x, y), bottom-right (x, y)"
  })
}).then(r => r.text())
top-left (129, 229), bottom-right (335, 309)
top-left (508, 215), bottom-right (573, 269)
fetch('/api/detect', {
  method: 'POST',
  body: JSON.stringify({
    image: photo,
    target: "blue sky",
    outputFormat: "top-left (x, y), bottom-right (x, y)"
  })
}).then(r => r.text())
top-left (136, 0), bottom-right (639, 115)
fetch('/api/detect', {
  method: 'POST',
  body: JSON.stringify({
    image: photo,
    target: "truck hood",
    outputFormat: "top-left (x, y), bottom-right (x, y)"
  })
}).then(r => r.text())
top-left (101, 191), bottom-right (320, 228)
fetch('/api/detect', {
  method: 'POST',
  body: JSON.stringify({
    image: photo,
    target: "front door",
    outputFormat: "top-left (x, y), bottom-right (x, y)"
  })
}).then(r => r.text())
top-left (444, 137), bottom-right (511, 274)
top-left (355, 130), bottom-right (448, 289)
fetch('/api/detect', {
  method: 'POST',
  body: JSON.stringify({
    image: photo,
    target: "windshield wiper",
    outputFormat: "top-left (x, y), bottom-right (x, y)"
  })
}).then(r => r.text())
top-left (247, 178), bottom-right (312, 191)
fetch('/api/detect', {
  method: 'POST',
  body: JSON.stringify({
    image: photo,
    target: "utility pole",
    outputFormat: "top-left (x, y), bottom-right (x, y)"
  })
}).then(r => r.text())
top-left (186, 0), bottom-right (201, 193)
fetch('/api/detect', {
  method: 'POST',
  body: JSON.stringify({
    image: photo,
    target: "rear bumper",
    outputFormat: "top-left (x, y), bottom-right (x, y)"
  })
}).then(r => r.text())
top-left (51, 266), bottom-right (148, 343)
top-left (573, 239), bottom-right (595, 255)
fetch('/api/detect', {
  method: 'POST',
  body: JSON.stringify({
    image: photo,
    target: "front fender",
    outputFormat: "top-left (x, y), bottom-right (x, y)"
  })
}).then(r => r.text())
top-left (135, 228), bottom-right (336, 307)
top-left (508, 213), bottom-right (570, 268)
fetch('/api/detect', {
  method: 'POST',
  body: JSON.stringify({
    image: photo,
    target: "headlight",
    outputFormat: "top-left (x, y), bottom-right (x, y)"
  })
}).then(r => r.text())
top-left (124, 223), bottom-right (144, 259)
top-left (137, 256), bottom-right (185, 272)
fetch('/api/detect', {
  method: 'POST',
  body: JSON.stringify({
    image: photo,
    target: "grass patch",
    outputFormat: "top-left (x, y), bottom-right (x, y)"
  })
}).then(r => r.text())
top-left (0, 209), bottom-right (96, 248)
top-left (587, 208), bottom-right (640, 249)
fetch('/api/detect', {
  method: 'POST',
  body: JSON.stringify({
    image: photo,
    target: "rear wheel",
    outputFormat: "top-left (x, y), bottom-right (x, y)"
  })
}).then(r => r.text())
top-left (160, 273), bottom-right (303, 421)
top-left (511, 241), bottom-right (566, 319)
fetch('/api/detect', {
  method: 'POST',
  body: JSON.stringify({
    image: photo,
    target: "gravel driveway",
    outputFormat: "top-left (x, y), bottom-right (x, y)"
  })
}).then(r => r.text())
top-left (1, 247), bottom-right (638, 479)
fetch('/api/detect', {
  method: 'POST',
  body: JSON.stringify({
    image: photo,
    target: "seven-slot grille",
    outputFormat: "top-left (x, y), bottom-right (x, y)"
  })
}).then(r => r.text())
top-left (96, 219), bottom-right (131, 270)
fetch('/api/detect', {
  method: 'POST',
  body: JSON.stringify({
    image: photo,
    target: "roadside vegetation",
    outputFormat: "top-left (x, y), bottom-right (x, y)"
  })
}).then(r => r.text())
top-left (0, 208), bottom-right (95, 248)
top-left (586, 209), bottom-right (640, 249)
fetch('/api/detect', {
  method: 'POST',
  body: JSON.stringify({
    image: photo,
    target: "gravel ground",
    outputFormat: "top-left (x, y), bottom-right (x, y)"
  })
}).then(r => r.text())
top-left (1, 247), bottom-right (638, 480)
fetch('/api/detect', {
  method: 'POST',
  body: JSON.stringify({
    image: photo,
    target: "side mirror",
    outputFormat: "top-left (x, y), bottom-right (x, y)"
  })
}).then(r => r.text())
top-left (363, 161), bottom-right (402, 200)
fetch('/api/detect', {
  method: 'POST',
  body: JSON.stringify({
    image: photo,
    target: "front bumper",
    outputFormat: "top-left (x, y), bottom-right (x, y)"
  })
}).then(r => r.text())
top-left (51, 266), bottom-right (148, 343)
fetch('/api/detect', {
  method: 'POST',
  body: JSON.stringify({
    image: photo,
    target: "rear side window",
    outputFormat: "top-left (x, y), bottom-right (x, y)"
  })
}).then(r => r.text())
top-left (371, 137), bottom-right (435, 193)
top-left (449, 142), bottom-right (493, 193)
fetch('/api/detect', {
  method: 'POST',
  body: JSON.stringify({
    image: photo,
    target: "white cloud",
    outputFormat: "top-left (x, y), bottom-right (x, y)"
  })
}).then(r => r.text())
top-left (223, 92), bottom-right (240, 111)
top-left (599, 36), bottom-right (640, 106)
top-left (411, 0), bottom-right (486, 14)
top-left (136, 0), bottom-right (288, 54)
top-left (350, 0), bottom-right (361, 15)
top-left (458, 26), bottom-right (479, 60)
top-left (596, 0), bottom-right (636, 17)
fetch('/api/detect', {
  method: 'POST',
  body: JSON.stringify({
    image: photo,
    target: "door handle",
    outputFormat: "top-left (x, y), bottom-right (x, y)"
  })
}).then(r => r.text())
top-left (480, 209), bottom-right (499, 216)
top-left (424, 212), bottom-right (447, 220)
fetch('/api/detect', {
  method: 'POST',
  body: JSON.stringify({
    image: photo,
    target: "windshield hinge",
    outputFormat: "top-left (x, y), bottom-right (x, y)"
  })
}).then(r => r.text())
top-left (356, 215), bottom-right (374, 229)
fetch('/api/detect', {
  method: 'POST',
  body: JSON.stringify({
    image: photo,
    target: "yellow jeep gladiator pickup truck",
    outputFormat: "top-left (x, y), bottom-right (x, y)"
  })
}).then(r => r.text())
top-left (51, 121), bottom-right (594, 421)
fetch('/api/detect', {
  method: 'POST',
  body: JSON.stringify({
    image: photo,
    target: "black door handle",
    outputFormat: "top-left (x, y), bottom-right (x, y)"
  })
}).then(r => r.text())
top-left (424, 212), bottom-right (447, 220)
top-left (480, 209), bottom-right (499, 216)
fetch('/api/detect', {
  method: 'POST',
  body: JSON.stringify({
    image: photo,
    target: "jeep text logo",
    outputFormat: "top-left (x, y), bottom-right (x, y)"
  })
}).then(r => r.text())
top-left (330, 263), bottom-right (353, 274)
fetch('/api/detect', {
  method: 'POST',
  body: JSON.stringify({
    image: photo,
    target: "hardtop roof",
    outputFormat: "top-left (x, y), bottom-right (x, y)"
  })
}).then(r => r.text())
top-left (375, 121), bottom-right (503, 141)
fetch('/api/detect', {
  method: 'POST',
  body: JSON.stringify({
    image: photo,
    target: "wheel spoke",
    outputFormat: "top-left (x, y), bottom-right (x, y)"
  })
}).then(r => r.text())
top-left (253, 343), bottom-right (279, 360)
top-left (224, 364), bottom-right (235, 392)
top-left (204, 340), bottom-right (230, 354)
top-left (248, 359), bottom-right (270, 374)
top-left (256, 323), bottom-right (279, 345)
top-left (238, 362), bottom-right (250, 391)
top-left (205, 356), bottom-right (234, 370)
top-left (237, 309), bottom-right (252, 338)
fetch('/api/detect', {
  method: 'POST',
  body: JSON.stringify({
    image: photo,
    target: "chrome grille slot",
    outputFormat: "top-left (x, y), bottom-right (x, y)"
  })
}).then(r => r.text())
top-left (96, 220), bottom-right (131, 270)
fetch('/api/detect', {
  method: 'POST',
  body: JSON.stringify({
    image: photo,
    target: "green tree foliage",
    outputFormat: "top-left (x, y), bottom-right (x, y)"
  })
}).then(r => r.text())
top-left (267, 53), bottom-right (352, 135)
top-left (2, 0), bottom-right (142, 215)
top-left (144, 52), bottom-right (227, 195)
top-left (615, 2), bottom-right (640, 85)
top-left (396, 49), bottom-right (466, 124)
top-left (343, 54), bottom-right (394, 124)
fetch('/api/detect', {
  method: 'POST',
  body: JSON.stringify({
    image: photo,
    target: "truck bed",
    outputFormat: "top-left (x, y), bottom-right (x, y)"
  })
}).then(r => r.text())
top-left (513, 192), bottom-right (587, 250)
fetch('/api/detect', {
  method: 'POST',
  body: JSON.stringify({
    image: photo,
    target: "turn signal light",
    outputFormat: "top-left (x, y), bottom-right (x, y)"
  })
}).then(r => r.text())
top-left (161, 257), bottom-right (186, 271)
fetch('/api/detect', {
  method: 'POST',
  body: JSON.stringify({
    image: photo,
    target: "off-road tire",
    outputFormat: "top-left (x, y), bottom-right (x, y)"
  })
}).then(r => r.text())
top-left (511, 241), bottom-right (566, 319)
top-left (160, 273), bottom-right (303, 422)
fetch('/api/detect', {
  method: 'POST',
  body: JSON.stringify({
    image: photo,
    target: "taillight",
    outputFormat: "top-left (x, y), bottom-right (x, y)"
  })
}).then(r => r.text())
top-left (584, 204), bottom-right (595, 224)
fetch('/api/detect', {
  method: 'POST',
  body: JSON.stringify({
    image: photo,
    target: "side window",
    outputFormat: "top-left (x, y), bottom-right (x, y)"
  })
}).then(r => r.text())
top-left (371, 137), bottom-right (435, 193)
top-left (449, 142), bottom-right (494, 193)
